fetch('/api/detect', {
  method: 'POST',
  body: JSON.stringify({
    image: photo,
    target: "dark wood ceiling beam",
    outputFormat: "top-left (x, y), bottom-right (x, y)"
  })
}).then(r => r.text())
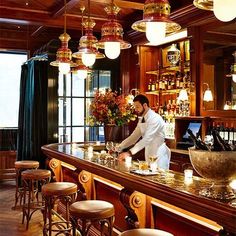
top-left (0, 6), bottom-right (123, 32)
top-left (31, 26), bottom-right (45, 37)
top-left (51, 0), bottom-right (80, 18)
top-left (91, 0), bottom-right (143, 10)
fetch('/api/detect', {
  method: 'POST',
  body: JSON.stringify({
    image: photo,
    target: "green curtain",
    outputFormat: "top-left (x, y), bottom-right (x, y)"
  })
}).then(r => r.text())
top-left (17, 60), bottom-right (48, 167)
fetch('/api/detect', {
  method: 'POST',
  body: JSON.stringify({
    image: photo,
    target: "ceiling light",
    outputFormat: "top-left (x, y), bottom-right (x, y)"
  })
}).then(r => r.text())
top-left (131, 0), bottom-right (181, 45)
top-left (193, 0), bottom-right (236, 22)
top-left (72, 0), bottom-right (105, 67)
top-left (50, 0), bottom-right (76, 74)
top-left (97, 0), bottom-right (131, 59)
top-left (71, 59), bottom-right (89, 79)
top-left (203, 83), bottom-right (213, 102)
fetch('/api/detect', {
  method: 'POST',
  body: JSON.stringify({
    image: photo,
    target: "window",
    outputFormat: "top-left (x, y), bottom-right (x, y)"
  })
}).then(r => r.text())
top-left (58, 70), bottom-right (111, 142)
top-left (0, 52), bottom-right (27, 128)
top-left (0, 51), bottom-right (27, 150)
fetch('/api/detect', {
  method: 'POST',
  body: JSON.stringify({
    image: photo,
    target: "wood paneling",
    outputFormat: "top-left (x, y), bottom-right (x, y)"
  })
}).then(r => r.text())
top-left (0, 151), bottom-right (16, 180)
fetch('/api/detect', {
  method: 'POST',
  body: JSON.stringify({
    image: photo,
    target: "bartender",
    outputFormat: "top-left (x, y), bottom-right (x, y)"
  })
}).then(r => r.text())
top-left (118, 94), bottom-right (171, 170)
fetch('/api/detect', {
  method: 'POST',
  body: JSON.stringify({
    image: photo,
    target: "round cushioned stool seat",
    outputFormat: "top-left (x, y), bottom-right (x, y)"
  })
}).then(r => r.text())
top-left (15, 160), bottom-right (39, 169)
top-left (22, 169), bottom-right (51, 180)
top-left (119, 229), bottom-right (174, 236)
top-left (70, 200), bottom-right (114, 220)
top-left (42, 182), bottom-right (77, 196)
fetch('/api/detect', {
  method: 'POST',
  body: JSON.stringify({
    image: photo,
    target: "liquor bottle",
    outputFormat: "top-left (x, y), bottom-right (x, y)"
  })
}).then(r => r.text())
top-left (151, 80), bottom-right (156, 91)
top-left (159, 77), bottom-right (163, 90)
top-left (155, 78), bottom-right (159, 90)
top-left (148, 78), bottom-right (152, 91)
top-left (187, 129), bottom-right (210, 150)
top-left (212, 129), bottom-right (232, 151)
top-left (223, 122), bottom-right (229, 142)
top-left (176, 72), bottom-right (180, 88)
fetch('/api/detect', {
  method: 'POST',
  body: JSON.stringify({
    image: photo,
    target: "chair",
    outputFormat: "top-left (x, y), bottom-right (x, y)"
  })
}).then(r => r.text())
top-left (70, 200), bottom-right (115, 236)
top-left (119, 228), bottom-right (174, 236)
top-left (14, 160), bottom-right (39, 209)
top-left (42, 182), bottom-right (78, 236)
top-left (21, 169), bottom-right (51, 229)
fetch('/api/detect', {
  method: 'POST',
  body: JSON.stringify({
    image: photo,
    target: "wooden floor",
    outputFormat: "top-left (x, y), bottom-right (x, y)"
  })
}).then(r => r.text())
top-left (0, 180), bottom-right (44, 236)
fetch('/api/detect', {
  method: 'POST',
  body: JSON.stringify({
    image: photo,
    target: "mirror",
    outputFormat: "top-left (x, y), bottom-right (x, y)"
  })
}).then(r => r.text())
top-left (202, 21), bottom-right (236, 111)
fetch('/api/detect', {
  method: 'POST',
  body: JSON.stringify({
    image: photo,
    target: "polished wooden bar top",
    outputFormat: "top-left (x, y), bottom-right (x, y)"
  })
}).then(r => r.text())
top-left (42, 142), bottom-right (236, 234)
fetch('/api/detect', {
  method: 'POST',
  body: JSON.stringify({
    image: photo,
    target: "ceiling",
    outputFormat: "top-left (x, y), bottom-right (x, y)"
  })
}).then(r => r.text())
top-left (0, 0), bottom-right (226, 53)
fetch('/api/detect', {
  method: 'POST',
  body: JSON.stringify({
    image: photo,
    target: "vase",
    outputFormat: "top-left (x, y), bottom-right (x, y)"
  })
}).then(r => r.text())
top-left (104, 125), bottom-right (123, 143)
top-left (167, 43), bottom-right (180, 66)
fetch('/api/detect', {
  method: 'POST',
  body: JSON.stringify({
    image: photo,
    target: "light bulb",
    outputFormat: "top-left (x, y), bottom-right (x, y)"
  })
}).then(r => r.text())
top-left (232, 74), bottom-right (236, 83)
top-left (203, 89), bottom-right (213, 102)
top-left (77, 69), bottom-right (88, 79)
top-left (104, 42), bottom-right (121, 59)
top-left (213, 0), bottom-right (236, 22)
top-left (178, 89), bottom-right (188, 101)
top-left (59, 62), bottom-right (70, 74)
top-left (146, 22), bottom-right (166, 44)
top-left (82, 53), bottom-right (96, 67)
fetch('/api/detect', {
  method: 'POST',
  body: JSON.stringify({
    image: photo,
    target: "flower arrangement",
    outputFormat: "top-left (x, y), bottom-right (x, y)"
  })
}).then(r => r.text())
top-left (88, 90), bottom-right (137, 126)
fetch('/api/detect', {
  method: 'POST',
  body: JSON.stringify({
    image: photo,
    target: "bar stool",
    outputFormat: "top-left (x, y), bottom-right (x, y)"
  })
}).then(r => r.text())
top-left (119, 229), bottom-right (174, 236)
top-left (14, 160), bottom-right (40, 209)
top-left (42, 182), bottom-right (78, 236)
top-left (21, 169), bottom-right (51, 229)
top-left (69, 200), bottom-right (115, 236)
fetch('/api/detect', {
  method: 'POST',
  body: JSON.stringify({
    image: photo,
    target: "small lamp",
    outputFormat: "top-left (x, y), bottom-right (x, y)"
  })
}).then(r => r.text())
top-left (72, 0), bottom-right (105, 66)
top-left (178, 89), bottom-right (188, 101)
top-left (97, 0), bottom-right (131, 59)
top-left (50, 0), bottom-right (76, 74)
top-left (131, 0), bottom-right (181, 45)
top-left (126, 88), bottom-right (139, 104)
top-left (193, 0), bottom-right (236, 22)
top-left (203, 83), bottom-right (213, 102)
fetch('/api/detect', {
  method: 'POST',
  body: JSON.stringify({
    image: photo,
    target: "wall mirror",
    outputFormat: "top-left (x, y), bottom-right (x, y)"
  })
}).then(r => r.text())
top-left (201, 21), bottom-right (236, 111)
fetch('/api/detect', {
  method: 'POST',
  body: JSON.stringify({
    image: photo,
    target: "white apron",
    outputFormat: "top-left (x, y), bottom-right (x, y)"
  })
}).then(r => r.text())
top-left (139, 122), bottom-right (171, 170)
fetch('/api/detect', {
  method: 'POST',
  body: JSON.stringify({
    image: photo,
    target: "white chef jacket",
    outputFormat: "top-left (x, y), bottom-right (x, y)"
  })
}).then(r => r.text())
top-left (119, 109), bottom-right (171, 170)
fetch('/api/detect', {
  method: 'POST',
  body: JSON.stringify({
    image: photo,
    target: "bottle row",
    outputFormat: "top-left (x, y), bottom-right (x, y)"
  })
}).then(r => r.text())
top-left (208, 123), bottom-right (236, 144)
top-left (188, 128), bottom-right (236, 151)
top-left (153, 99), bottom-right (190, 119)
top-left (147, 71), bottom-right (191, 92)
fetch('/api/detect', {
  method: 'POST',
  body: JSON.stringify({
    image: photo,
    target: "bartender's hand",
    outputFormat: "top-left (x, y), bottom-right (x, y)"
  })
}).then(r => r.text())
top-left (118, 151), bottom-right (132, 161)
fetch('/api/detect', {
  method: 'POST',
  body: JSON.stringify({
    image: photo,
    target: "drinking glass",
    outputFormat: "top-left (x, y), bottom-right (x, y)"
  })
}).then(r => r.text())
top-left (106, 141), bottom-right (114, 153)
top-left (148, 155), bottom-right (159, 172)
top-left (138, 161), bottom-right (149, 174)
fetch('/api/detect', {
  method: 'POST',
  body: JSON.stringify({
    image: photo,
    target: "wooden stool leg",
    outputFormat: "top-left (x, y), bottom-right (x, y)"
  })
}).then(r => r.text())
top-left (21, 179), bottom-right (28, 224)
top-left (108, 216), bottom-right (114, 236)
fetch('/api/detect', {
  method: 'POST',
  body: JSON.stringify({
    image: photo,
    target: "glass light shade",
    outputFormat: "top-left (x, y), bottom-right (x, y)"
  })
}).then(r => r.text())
top-left (213, 0), bottom-right (235, 22)
top-left (203, 89), bottom-right (213, 102)
top-left (77, 69), bottom-right (88, 79)
top-left (146, 22), bottom-right (166, 44)
top-left (232, 74), bottom-right (236, 83)
top-left (104, 42), bottom-right (121, 59)
top-left (126, 94), bottom-right (134, 104)
top-left (178, 89), bottom-right (188, 101)
top-left (59, 62), bottom-right (70, 74)
top-left (82, 53), bottom-right (96, 67)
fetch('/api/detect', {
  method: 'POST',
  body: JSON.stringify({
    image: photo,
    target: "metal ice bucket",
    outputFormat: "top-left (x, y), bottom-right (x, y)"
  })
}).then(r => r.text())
top-left (189, 147), bottom-right (236, 200)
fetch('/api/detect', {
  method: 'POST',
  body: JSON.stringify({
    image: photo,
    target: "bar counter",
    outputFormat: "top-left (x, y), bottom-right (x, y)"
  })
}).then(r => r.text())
top-left (42, 143), bottom-right (236, 235)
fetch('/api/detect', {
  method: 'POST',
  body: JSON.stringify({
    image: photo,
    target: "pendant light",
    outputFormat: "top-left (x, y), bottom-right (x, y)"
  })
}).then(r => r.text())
top-left (71, 6), bottom-right (89, 79)
top-left (50, 0), bottom-right (76, 74)
top-left (72, 0), bottom-right (105, 67)
top-left (71, 59), bottom-right (89, 79)
top-left (97, 0), bottom-right (131, 59)
top-left (131, 0), bottom-right (181, 45)
top-left (203, 83), bottom-right (213, 102)
top-left (193, 0), bottom-right (236, 22)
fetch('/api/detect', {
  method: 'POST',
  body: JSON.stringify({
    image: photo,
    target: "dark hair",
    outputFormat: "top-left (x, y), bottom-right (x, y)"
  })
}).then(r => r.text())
top-left (133, 94), bottom-right (149, 106)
